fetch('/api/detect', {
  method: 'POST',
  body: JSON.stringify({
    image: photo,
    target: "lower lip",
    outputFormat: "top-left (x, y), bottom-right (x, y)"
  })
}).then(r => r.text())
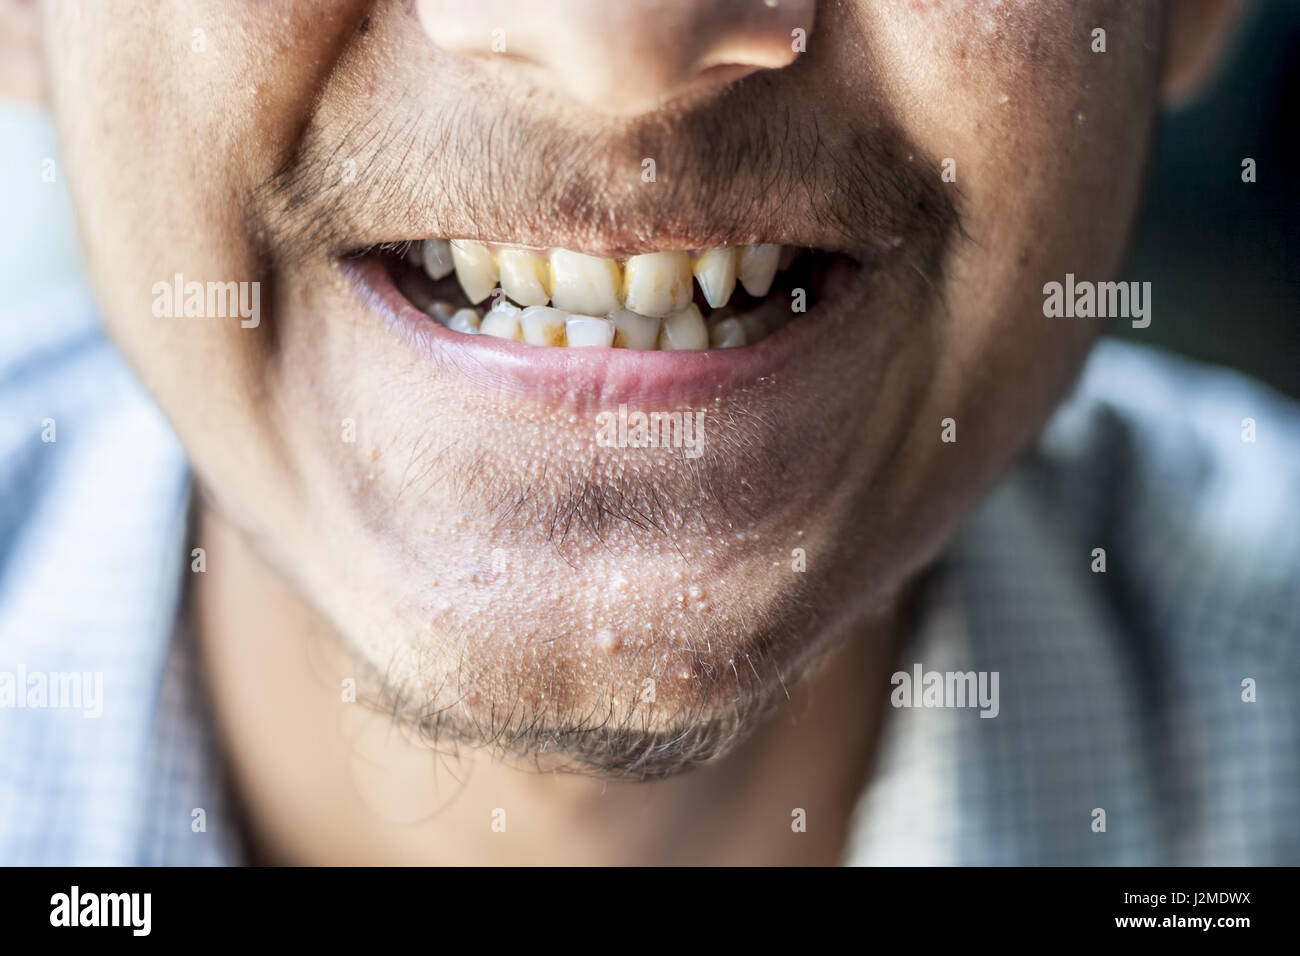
top-left (343, 255), bottom-right (866, 408)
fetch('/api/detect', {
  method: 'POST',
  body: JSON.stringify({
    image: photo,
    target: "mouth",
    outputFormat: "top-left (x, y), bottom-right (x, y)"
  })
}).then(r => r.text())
top-left (370, 238), bottom-right (845, 349)
top-left (344, 237), bottom-right (868, 406)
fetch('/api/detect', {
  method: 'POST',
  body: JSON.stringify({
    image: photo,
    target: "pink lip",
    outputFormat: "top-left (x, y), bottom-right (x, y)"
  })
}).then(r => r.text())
top-left (343, 254), bottom-right (866, 409)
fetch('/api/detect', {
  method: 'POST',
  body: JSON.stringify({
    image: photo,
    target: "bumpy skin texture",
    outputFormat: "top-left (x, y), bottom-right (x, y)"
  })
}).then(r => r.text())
top-left (42, 0), bottom-right (1159, 778)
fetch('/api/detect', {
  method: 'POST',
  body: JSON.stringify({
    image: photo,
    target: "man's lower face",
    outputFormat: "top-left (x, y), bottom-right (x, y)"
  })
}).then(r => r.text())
top-left (46, 0), bottom-right (1159, 774)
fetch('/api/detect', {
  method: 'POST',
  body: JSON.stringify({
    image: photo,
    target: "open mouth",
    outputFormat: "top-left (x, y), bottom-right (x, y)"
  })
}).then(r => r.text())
top-left (363, 239), bottom-right (846, 351)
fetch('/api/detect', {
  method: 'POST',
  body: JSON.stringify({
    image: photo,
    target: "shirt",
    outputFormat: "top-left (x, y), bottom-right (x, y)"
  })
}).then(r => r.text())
top-left (1, 284), bottom-right (1297, 865)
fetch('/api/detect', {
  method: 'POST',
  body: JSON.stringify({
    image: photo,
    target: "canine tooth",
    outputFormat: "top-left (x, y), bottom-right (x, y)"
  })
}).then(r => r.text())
top-left (549, 250), bottom-right (622, 315)
top-left (622, 251), bottom-right (692, 317)
top-left (447, 308), bottom-right (481, 334)
top-left (609, 309), bottom-right (660, 350)
top-left (564, 314), bottom-right (615, 348)
top-left (480, 301), bottom-right (522, 340)
top-left (692, 247), bottom-right (737, 309)
top-left (738, 243), bottom-right (781, 297)
top-left (499, 249), bottom-right (551, 307)
top-left (450, 240), bottom-right (498, 304)
top-left (709, 317), bottom-right (746, 349)
top-left (520, 306), bottom-right (567, 346)
top-left (422, 238), bottom-right (455, 280)
top-left (657, 304), bottom-right (708, 350)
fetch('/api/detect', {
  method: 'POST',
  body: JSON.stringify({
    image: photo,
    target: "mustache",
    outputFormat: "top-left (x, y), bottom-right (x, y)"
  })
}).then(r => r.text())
top-left (250, 68), bottom-right (961, 269)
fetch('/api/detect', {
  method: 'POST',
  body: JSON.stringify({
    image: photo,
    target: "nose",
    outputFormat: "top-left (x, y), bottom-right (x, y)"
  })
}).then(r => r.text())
top-left (416, 0), bottom-right (815, 116)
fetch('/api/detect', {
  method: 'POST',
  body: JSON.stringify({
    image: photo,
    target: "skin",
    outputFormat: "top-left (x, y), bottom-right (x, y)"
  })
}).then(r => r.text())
top-left (12, 0), bottom-right (1239, 863)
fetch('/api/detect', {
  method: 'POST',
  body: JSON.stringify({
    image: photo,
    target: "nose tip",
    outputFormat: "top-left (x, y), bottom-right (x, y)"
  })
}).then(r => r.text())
top-left (417, 0), bottom-right (815, 116)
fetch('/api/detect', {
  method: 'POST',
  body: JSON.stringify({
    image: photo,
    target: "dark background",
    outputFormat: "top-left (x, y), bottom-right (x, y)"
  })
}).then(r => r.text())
top-left (1117, 0), bottom-right (1300, 398)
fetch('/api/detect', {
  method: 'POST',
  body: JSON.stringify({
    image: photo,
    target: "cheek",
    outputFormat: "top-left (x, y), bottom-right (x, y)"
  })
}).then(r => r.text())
top-left (43, 1), bottom-right (376, 524)
top-left (854, 0), bottom-right (1159, 200)
top-left (850, 0), bottom-right (1161, 335)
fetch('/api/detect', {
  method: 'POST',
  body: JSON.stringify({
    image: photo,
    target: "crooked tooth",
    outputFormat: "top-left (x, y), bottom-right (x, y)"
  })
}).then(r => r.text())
top-left (447, 308), bottom-right (481, 334)
top-left (549, 250), bottom-right (622, 315)
top-left (480, 300), bottom-right (522, 340)
top-left (738, 243), bottom-right (781, 297)
top-left (622, 251), bottom-right (692, 317)
top-left (422, 238), bottom-right (455, 280)
top-left (693, 247), bottom-right (737, 309)
top-left (657, 304), bottom-right (708, 351)
top-left (450, 240), bottom-right (498, 305)
top-left (609, 309), bottom-right (660, 350)
top-left (709, 317), bottom-right (746, 349)
top-left (498, 249), bottom-right (551, 307)
top-left (564, 314), bottom-right (615, 348)
top-left (520, 306), bottom-right (567, 346)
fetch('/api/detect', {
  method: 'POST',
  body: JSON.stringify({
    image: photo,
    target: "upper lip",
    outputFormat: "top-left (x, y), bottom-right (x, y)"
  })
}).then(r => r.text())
top-left (250, 81), bottom-right (956, 270)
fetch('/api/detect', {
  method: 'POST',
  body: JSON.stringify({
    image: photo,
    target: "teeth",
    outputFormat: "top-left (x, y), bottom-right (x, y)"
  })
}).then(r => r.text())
top-left (479, 300), bottom-right (523, 340)
top-left (738, 243), bottom-right (781, 298)
top-left (447, 308), bottom-right (481, 334)
top-left (657, 304), bottom-right (709, 351)
top-left (422, 238), bottom-right (455, 280)
top-left (498, 249), bottom-right (551, 307)
top-left (622, 251), bottom-right (693, 317)
top-left (549, 250), bottom-right (622, 315)
top-left (609, 309), bottom-right (661, 350)
top-left (450, 240), bottom-right (498, 305)
top-left (424, 300), bottom-right (455, 325)
top-left (415, 241), bottom-right (804, 349)
top-left (520, 306), bottom-right (568, 346)
top-left (708, 317), bottom-right (746, 349)
top-left (565, 314), bottom-right (615, 348)
top-left (740, 313), bottom-right (769, 345)
top-left (692, 248), bottom-right (737, 309)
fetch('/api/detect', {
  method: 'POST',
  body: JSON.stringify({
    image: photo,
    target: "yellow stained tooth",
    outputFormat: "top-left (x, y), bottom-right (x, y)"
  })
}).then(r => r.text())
top-left (609, 309), bottom-right (660, 350)
top-left (738, 243), bottom-right (781, 297)
top-left (450, 240), bottom-right (498, 304)
top-left (499, 249), bottom-right (551, 307)
top-left (622, 251), bottom-right (693, 317)
top-left (520, 306), bottom-right (567, 346)
top-left (692, 247), bottom-right (737, 309)
top-left (709, 317), bottom-right (746, 349)
top-left (549, 250), bottom-right (622, 315)
top-left (657, 304), bottom-right (709, 351)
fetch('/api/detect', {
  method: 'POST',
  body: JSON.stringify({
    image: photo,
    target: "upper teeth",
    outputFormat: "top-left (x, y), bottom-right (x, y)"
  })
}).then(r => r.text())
top-left (449, 239), bottom-right (498, 304)
top-left (692, 247), bottom-right (737, 309)
top-left (547, 249), bottom-right (623, 315)
top-left (497, 248), bottom-right (550, 307)
top-left (622, 251), bottom-right (693, 317)
top-left (416, 238), bottom-right (802, 350)
top-left (737, 243), bottom-right (781, 298)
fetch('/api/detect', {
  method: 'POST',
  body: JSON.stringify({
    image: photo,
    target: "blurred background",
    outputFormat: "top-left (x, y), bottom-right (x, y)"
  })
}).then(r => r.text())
top-left (1117, 0), bottom-right (1300, 398)
top-left (2, 2), bottom-right (1297, 397)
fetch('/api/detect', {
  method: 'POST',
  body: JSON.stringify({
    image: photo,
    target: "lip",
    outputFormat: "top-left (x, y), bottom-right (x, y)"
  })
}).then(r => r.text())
top-left (341, 253), bottom-right (869, 409)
